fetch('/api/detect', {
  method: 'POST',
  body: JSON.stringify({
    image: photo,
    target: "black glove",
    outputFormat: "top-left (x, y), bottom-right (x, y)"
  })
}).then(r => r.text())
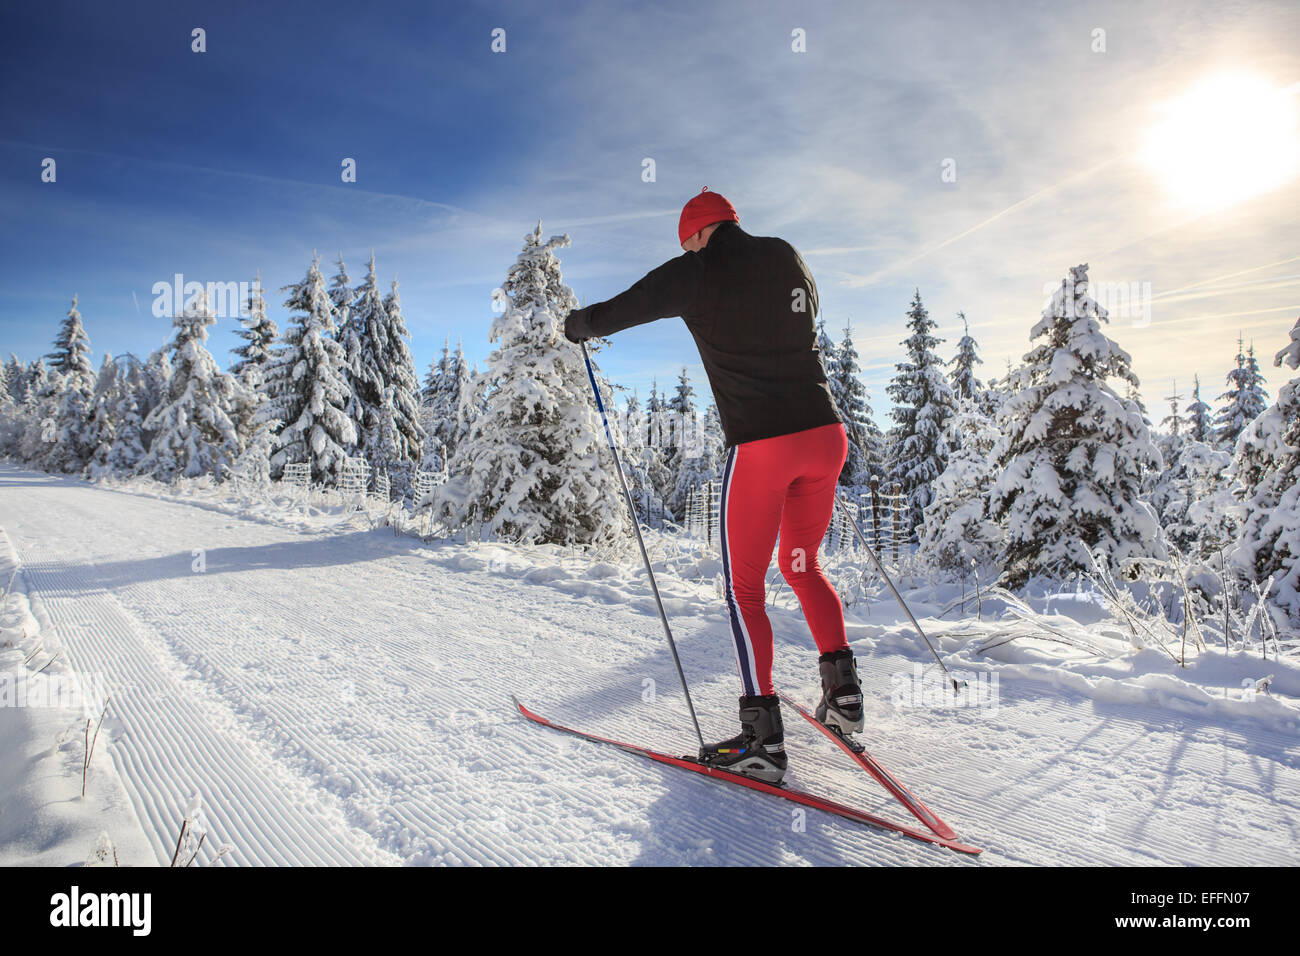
top-left (564, 306), bottom-right (593, 344)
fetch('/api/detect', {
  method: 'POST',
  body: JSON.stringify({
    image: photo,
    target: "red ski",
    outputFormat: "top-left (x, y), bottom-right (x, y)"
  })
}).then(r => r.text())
top-left (513, 696), bottom-right (982, 856)
top-left (779, 692), bottom-right (961, 841)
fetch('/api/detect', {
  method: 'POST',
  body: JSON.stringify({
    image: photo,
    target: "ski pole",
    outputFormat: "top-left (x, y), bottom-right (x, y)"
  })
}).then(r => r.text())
top-left (579, 340), bottom-right (706, 751)
top-left (834, 491), bottom-right (967, 692)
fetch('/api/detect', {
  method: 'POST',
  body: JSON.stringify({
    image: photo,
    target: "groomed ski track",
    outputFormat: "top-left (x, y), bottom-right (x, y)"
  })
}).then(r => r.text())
top-left (2, 464), bottom-right (1296, 866)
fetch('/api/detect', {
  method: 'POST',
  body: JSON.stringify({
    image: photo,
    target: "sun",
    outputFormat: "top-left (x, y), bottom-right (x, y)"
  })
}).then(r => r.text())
top-left (1140, 72), bottom-right (1299, 213)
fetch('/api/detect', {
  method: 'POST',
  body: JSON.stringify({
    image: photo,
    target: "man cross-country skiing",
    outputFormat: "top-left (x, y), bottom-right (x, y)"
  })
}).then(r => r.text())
top-left (564, 187), bottom-right (864, 784)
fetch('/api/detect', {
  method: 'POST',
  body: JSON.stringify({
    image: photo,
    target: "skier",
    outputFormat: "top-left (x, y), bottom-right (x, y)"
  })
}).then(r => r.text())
top-left (564, 187), bottom-right (864, 783)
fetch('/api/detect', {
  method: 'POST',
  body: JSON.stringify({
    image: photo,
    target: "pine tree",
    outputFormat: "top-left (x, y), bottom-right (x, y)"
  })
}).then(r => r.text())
top-left (828, 320), bottom-right (879, 485)
top-left (1215, 335), bottom-right (1269, 451)
top-left (139, 293), bottom-right (245, 480)
top-left (45, 295), bottom-right (95, 379)
top-left (948, 312), bottom-right (984, 402)
top-left (18, 361), bottom-right (60, 466)
top-left (1150, 439), bottom-right (1235, 559)
top-left (618, 391), bottom-right (655, 521)
top-left (816, 319), bottom-right (836, 369)
top-left (4, 354), bottom-right (26, 404)
top-left (1162, 380), bottom-right (1185, 437)
top-left (990, 264), bottom-right (1165, 586)
top-left (328, 253), bottom-right (353, 330)
top-left (423, 338), bottom-right (450, 405)
top-left (919, 397), bottom-right (1002, 573)
top-left (1186, 374), bottom-right (1214, 444)
top-left (379, 275), bottom-right (427, 497)
top-left (230, 274), bottom-right (279, 385)
top-left (82, 354), bottom-right (149, 480)
top-left (258, 257), bottom-right (356, 486)
top-left (37, 296), bottom-right (98, 472)
top-left (434, 223), bottom-right (626, 545)
top-left (1230, 316), bottom-right (1300, 624)
top-left (83, 353), bottom-right (119, 478)
top-left (887, 290), bottom-right (957, 531)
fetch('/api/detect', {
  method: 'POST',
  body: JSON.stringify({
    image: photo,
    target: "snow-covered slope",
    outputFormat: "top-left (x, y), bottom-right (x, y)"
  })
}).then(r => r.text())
top-left (1, 463), bottom-right (1295, 865)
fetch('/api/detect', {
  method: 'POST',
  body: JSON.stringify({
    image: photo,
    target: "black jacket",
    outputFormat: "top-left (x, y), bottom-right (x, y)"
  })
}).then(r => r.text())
top-left (566, 221), bottom-right (842, 447)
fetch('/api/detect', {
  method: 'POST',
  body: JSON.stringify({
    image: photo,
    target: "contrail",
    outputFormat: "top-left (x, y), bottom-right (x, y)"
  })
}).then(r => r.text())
top-left (1151, 255), bottom-right (1300, 301)
top-left (844, 157), bottom-right (1120, 287)
top-left (1152, 276), bottom-right (1300, 306)
top-left (1145, 303), bottom-right (1299, 327)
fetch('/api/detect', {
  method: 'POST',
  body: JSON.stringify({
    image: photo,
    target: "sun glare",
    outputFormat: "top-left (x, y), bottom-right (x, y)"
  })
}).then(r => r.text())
top-left (1140, 72), bottom-right (1299, 213)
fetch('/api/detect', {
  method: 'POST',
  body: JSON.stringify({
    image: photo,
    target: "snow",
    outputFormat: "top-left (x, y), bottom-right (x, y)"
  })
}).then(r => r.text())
top-left (0, 462), bottom-right (1295, 866)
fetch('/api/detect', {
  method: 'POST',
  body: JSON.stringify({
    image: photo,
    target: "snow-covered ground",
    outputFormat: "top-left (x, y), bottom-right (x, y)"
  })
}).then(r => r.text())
top-left (1, 462), bottom-right (1296, 866)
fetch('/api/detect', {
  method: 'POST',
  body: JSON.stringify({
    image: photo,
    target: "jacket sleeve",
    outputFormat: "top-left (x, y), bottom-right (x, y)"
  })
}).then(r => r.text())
top-left (574, 252), bottom-right (704, 339)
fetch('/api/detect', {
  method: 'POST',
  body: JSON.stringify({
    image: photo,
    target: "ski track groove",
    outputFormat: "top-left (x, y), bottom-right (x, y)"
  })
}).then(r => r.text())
top-left (3, 465), bottom-right (1296, 865)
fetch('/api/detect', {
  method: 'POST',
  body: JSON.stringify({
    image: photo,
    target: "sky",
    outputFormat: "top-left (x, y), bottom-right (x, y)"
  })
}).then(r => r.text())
top-left (2, 0), bottom-right (1298, 426)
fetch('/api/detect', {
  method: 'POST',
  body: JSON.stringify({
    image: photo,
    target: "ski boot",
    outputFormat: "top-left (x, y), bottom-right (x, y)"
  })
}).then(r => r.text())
top-left (815, 648), bottom-right (864, 737)
top-left (700, 694), bottom-right (787, 784)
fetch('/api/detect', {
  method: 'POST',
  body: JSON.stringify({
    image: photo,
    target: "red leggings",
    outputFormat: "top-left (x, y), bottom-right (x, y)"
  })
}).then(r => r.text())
top-left (719, 422), bottom-right (850, 697)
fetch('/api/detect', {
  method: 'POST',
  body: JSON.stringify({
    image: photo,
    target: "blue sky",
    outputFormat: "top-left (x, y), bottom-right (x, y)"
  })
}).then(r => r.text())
top-left (2, 0), bottom-right (1298, 423)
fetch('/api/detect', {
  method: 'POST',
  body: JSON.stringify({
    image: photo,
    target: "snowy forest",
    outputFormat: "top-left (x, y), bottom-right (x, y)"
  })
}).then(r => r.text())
top-left (2, 227), bottom-right (1298, 634)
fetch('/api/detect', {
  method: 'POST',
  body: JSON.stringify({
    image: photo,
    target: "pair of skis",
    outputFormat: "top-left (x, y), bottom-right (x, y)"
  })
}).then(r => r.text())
top-left (513, 695), bottom-right (981, 855)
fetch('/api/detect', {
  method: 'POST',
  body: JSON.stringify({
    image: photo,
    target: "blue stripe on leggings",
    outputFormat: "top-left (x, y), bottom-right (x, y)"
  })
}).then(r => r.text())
top-left (719, 444), bottom-right (757, 697)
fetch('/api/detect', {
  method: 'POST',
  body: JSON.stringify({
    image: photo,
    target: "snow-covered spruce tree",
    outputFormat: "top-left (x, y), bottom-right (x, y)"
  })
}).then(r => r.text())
top-left (1229, 316), bottom-right (1300, 624)
top-left (83, 353), bottom-right (120, 479)
top-left (0, 360), bottom-right (22, 457)
top-left (379, 276), bottom-right (426, 495)
top-left (16, 372), bottom-right (49, 464)
top-left (816, 319), bottom-right (836, 369)
top-left (328, 254), bottom-right (353, 332)
top-left (331, 255), bottom-right (366, 455)
top-left (426, 337), bottom-right (471, 461)
top-left (340, 256), bottom-right (424, 493)
top-left (39, 296), bottom-right (98, 473)
top-left (665, 367), bottom-right (698, 519)
top-left (828, 321), bottom-right (878, 485)
top-left (1162, 380), bottom-right (1185, 438)
top-left (258, 257), bottom-right (356, 486)
top-left (45, 294), bottom-right (95, 380)
top-left (228, 413), bottom-right (278, 487)
top-left (989, 264), bottom-right (1165, 586)
top-left (618, 391), bottom-right (659, 523)
top-left (1186, 374), bottom-right (1213, 444)
top-left (434, 223), bottom-right (625, 545)
top-left (1151, 439), bottom-right (1235, 559)
top-left (631, 382), bottom-right (670, 518)
top-left (230, 274), bottom-right (279, 385)
top-left (1154, 379), bottom-right (1188, 477)
top-left (138, 293), bottom-right (245, 481)
top-left (919, 396), bottom-right (1003, 574)
top-left (887, 290), bottom-right (957, 532)
top-left (645, 379), bottom-right (666, 449)
top-left (1215, 335), bottom-right (1269, 452)
top-left (948, 312), bottom-right (984, 403)
top-left (17, 362), bottom-right (59, 466)
top-left (371, 385), bottom-right (406, 496)
top-left (4, 355), bottom-right (26, 404)
top-left (83, 353), bottom-right (149, 480)
top-left (979, 365), bottom-right (1011, 421)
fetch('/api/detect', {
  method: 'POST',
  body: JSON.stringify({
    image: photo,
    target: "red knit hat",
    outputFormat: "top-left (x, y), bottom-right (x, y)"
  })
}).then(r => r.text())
top-left (678, 187), bottom-right (739, 245)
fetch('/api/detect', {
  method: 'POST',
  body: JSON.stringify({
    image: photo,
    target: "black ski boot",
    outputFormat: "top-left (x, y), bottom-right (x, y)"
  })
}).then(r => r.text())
top-left (815, 648), bottom-right (864, 735)
top-left (700, 694), bottom-right (787, 784)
